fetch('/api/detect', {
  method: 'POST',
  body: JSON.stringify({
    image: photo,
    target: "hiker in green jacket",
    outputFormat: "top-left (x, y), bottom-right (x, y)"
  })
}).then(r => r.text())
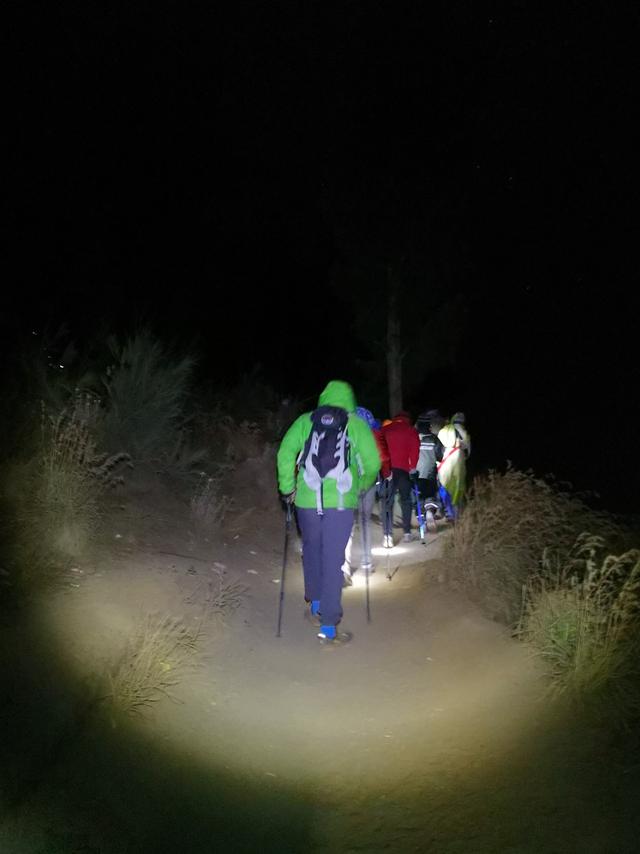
top-left (277, 380), bottom-right (381, 646)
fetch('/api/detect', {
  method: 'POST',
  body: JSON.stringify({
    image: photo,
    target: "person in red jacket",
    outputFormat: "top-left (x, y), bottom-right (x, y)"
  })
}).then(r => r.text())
top-left (382, 411), bottom-right (421, 546)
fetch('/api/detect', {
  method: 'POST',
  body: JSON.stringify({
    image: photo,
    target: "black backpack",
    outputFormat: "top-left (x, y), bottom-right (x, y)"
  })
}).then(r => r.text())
top-left (298, 405), bottom-right (352, 512)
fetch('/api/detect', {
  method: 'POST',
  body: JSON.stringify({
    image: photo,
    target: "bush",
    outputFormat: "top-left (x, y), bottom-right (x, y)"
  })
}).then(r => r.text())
top-left (101, 330), bottom-right (199, 467)
top-left (106, 613), bottom-right (201, 718)
top-left (8, 392), bottom-right (129, 593)
top-left (106, 575), bottom-right (245, 718)
top-left (445, 465), bottom-right (619, 624)
top-left (519, 535), bottom-right (640, 724)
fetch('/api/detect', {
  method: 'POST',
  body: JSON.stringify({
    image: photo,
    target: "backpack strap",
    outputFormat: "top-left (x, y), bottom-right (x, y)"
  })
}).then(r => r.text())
top-left (332, 427), bottom-right (353, 508)
top-left (437, 445), bottom-right (461, 471)
top-left (300, 428), bottom-right (325, 513)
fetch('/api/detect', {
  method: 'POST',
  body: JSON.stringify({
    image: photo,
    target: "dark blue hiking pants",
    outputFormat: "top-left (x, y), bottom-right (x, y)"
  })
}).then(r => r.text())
top-left (296, 507), bottom-right (355, 627)
top-left (383, 468), bottom-right (413, 535)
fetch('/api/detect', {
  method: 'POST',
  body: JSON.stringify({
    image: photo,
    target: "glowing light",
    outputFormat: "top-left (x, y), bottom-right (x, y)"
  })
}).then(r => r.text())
top-left (42, 528), bottom-right (544, 795)
top-left (347, 570), bottom-right (389, 590)
top-left (370, 545), bottom-right (410, 557)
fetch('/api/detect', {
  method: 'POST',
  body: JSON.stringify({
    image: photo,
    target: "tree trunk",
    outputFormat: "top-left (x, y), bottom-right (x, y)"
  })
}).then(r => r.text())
top-left (386, 266), bottom-right (403, 416)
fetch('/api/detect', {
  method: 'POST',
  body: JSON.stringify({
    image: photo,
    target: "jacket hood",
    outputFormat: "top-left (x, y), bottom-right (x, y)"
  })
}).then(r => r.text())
top-left (318, 380), bottom-right (356, 412)
top-left (356, 406), bottom-right (380, 430)
top-left (438, 424), bottom-right (458, 449)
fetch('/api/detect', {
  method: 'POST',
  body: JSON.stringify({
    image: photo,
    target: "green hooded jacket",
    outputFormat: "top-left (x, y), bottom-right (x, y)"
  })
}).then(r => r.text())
top-left (276, 380), bottom-right (381, 510)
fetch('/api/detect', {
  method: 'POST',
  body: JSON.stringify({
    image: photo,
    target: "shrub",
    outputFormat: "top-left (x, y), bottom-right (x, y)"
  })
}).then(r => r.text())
top-left (105, 613), bottom-right (201, 718)
top-left (106, 575), bottom-right (245, 718)
top-left (101, 330), bottom-right (198, 467)
top-left (445, 465), bottom-right (619, 624)
top-left (8, 392), bottom-right (129, 592)
top-left (519, 535), bottom-right (640, 724)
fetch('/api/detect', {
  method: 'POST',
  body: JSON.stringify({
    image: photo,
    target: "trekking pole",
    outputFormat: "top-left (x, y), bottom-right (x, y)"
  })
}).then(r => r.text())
top-left (276, 502), bottom-right (292, 637)
top-left (384, 478), bottom-right (393, 581)
top-left (358, 494), bottom-right (371, 623)
top-left (412, 482), bottom-right (426, 543)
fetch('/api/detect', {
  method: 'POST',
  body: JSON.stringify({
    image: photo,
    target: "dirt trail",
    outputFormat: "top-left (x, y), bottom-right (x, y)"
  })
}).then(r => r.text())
top-left (4, 485), bottom-right (639, 853)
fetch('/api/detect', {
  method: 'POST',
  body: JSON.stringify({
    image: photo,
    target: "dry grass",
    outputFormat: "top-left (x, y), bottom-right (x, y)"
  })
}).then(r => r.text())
top-left (190, 472), bottom-right (228, 530)
top-left (106, 571), bottom-right (246, 718)
top-left (445, 466), bottom-right (620, 624)
top-left (519, 536), bottom-right (640, 724)
top-left (105, 614), bottom-right (201, 718)
top-left (183, 566), bottom-right (247, 618)
top-left (41, 392), bottom-right (131, 491)
top-left (12, 393), bottom-right (130, 590)
top-left (446, 465), bottom-right (640, 724)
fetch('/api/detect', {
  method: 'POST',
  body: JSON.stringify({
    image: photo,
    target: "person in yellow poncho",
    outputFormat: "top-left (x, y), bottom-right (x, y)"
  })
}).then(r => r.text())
top-left (436, 422), bottom-right (466, 520)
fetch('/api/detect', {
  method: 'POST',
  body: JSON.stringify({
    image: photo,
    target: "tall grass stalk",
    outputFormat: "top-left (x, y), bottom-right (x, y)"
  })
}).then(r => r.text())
top-left (446, 466), bottom-right (619, 624)
top-left (519, 538), bottom-right (640, 723)
top-left (29, 395), bottom-right (104, 558)
top-left (11, 392), bottom-right (129, 590)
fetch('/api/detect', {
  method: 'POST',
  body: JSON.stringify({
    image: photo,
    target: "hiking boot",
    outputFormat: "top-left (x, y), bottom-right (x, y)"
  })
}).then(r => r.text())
top-left (318, 630), bottom-right (353, 647)
top-left (403, 532), bottom-right (414, 543)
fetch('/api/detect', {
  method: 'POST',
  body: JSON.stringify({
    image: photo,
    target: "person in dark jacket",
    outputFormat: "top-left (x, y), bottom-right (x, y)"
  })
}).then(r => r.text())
top-left (415, 410), bottom-right (445, 515)
top-left (381, 411), bottom-right (421, 546)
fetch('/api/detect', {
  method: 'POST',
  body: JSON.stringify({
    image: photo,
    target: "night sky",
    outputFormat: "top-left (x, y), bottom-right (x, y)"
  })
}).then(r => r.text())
top-left (5, 3), bottom-right (639, 511)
